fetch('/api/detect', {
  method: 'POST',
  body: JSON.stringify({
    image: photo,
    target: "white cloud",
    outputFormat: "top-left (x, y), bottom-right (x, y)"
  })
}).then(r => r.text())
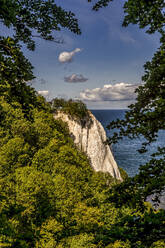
top-left (56, 94), bottom-right (68, 100)
top-left (58, 48), bottom-right (81, 63)
top-left (38, 90), bottom-right (49, 97)
top-left (80, 83), bottom-right (139, 102)
top-left (114, 29), bottom-right (135, 43)
top-left (64, 74), bottom-right (88, 83)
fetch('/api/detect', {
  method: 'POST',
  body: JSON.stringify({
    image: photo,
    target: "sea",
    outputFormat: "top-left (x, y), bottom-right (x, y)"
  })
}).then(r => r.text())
top-left (91, 109), bottom-right (165, 208)
top-left (91, 109), bottom-right (165, 177)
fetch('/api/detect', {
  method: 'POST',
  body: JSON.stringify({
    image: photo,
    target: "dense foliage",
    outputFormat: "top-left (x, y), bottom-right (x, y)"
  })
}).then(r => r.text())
top-left (0, 89), bottom-right (118, 247)
top-left (1, 91), bottom-right (164, 247)
top-left (90, 0), bottom-right (165, 236)
top-left (0, 0), bottom-right (165, 247)
top-left (51, 98), bottom-right (91, 126)
top-left (0, 0), bottom-right (81, 50)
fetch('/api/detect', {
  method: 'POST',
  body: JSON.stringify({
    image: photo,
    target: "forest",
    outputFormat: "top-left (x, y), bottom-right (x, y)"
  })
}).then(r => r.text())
top-left (0, 0), bottom-right (165, 247)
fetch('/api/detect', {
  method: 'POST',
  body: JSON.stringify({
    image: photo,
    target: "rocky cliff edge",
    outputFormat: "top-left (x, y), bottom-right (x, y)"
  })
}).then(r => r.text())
top-left (54, 111), bottom-right (122, 181)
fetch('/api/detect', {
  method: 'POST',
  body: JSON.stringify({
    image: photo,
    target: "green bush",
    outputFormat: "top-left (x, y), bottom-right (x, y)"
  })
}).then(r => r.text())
top-left (119, 167), bottom-right (128, 181)
top-left (51, 98), bottom-right (92, 126)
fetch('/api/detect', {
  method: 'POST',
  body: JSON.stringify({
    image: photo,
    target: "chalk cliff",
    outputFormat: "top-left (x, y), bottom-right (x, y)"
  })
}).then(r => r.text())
top-left (54, 111), bottom-right (122, 180)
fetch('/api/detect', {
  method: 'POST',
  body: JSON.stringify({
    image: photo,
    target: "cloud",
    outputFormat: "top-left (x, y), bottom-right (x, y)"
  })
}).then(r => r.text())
top-left (106, 21), bottom-right (136, 44)
top-left (29, 78), bottom-right (46, 85)
top-left (64, 74), bottom-right (88, 83)
top-left (101, 3), bottom-right (136, 44)
top-left (38, 90), bottom-right (49, 97)
top-left (40, 78), bottom-right (46, 85)
top-left (28, 78), bottom-right (37, 84)
top-left (80, 82), bottom-right (139, 102)
top-left (58, 48), bottom-right (81, 63)
top-left (56, 94), bottom-right (68, 100)
top-left (114, 29), bottom-right (135, 43)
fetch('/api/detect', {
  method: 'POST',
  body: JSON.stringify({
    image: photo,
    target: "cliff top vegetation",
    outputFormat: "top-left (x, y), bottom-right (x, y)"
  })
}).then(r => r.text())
top-left (51, 98), bottom-right (92, 126)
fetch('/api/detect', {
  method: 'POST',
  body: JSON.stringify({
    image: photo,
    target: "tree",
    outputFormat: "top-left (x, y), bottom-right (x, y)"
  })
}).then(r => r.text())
top-left (0, 0), bottom-right (81, 50)
top-left (89, 0), bottom-right (165, 206)
top-left (0, 0), bottom-right (82, 116)
top-left (89, 0), bottom-right (165, 37)
top-left (1, 1), bottom-right (165, 247)
top-left (51, 98), bottom-right (91, 126)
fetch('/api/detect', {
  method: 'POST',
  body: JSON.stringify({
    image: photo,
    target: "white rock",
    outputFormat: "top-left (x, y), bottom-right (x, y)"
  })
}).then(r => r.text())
top-left (54, 111), bottom-right (122, 180)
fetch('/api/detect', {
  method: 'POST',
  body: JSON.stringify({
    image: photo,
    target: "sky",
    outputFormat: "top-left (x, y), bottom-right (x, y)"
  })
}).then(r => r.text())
top-left (18, 1), bottom-right (161, 109)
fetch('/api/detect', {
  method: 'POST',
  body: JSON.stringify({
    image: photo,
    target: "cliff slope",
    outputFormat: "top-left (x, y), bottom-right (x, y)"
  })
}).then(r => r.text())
top-left (54, 111), bottom-right (122, 180)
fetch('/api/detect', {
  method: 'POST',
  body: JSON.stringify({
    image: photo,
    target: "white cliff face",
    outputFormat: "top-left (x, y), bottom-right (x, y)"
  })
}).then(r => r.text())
top-left (54, 111), bottom-right (122, 180)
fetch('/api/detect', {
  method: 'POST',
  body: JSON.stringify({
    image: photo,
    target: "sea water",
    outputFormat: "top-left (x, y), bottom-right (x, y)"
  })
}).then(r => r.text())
top-left (92, 109), bottom-right (165, 208)
top-left (91, 109), bottom-right (165, 177)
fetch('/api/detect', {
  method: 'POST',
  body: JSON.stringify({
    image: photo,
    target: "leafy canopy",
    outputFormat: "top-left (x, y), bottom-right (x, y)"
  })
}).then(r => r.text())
top-left (89, 0), bottom-right (165, 35)
top-left (90, 0), bottom-right (165, 207)
top-left (51, 98), bottom-right (92, 126)
top-left (0, 0), bottom-right (165, 247)
top-left (0, 0), bottom-right (81, 50)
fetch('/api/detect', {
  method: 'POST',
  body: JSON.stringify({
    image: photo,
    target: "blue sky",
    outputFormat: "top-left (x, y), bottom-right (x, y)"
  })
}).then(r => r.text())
top-left (22, 0), bottom-right (160, 109)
